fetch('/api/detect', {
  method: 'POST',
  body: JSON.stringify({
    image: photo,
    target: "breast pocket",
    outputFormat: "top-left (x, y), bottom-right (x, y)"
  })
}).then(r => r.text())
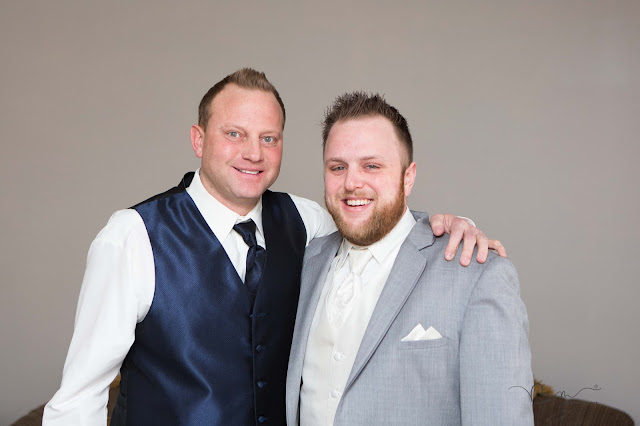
top-left (395, 334), bottom-right (456, 381)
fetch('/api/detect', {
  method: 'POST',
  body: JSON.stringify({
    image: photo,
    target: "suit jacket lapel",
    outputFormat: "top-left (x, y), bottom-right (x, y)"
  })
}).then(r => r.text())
top-left (345, 212), bottom-right (435, 390)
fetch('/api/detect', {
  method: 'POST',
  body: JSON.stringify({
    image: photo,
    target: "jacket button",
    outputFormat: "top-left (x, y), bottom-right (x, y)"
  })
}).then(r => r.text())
top-left (255, 344), bottom-right (264, 352)
top-left (258, 415), bottom-right (266, 423)
top-left (257, 380), bottom-right (266, 388)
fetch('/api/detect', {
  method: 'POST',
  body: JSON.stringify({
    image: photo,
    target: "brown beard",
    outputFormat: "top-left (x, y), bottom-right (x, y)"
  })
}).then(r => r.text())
top-left (326, 179), bottom-right (406, 246)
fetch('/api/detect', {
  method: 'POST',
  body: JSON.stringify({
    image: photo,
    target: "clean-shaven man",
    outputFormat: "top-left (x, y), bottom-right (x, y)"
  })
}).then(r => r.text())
top-left (287, 92), bottom-right (533, 425)
top-left (44, 69), bottom-right (503, 425)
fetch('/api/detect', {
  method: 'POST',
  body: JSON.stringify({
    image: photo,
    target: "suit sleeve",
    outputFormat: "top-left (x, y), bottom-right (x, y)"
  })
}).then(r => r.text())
top-left (459, 256), bottom-right (534, 425)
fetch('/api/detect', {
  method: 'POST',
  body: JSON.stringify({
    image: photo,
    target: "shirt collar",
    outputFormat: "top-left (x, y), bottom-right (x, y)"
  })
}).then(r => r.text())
top-left (186, 169), bottom-right (264, 243)
top-left (336, 207), bottom-right (416, 269)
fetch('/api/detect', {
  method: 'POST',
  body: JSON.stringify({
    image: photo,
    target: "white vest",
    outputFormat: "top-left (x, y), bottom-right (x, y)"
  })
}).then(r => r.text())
top-left (300, 209), bottom-right (416, 426)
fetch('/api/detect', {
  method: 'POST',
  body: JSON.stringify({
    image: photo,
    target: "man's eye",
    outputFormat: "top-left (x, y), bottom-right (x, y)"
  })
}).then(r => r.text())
top-left (228, 131), bottom-right (240, 138)
top-left (263, 136), bottom-right (275, 143)
top-left (331, 166), bottom-right (345, 172)
top-left (365, 164), bottom-right (380, 169)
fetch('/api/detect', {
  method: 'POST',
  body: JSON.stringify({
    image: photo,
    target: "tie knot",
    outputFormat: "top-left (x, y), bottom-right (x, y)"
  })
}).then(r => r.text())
top-left (234, 220), bottom-right (258, 248)
top-left (348, 247), bottom-right (371, 276)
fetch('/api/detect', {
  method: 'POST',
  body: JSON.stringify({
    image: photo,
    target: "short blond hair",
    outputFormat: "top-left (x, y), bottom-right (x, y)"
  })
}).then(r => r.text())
top-left (198, 68), bottom-right (285, 130)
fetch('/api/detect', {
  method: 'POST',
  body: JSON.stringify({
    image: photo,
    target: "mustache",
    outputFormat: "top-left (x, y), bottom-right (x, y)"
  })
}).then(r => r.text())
top-left (335, 190), bottom-right (374, 199)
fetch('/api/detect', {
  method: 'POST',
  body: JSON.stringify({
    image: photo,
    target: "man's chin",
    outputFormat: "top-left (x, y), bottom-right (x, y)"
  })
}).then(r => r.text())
top-left (340, 232), bottom-right (370, 246)
top-left (334, 220), bottom-right (378, 246)
top-left (235, 182), bottom-right (273, 201)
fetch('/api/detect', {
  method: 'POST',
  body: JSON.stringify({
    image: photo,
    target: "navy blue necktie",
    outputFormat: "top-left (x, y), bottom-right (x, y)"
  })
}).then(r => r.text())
top-left (233, 220), bottom-right (266, 307)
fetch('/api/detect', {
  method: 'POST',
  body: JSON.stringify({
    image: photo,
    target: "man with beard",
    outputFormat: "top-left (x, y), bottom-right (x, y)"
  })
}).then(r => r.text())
top-left (43, 70), bottom-right (502, 426)
top-left (286, 92), bottom-right (533, 425)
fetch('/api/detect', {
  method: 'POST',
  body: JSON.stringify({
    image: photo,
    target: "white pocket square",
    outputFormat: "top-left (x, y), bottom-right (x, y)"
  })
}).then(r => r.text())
top-left (401, 323), bottom-right (442, 342)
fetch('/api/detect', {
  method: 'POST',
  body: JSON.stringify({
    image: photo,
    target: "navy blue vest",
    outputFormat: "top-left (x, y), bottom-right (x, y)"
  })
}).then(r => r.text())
top-left (111, 172), bottom-right (306, 425)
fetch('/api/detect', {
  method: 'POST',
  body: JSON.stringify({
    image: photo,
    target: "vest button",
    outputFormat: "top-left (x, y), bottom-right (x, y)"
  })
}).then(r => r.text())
top-left (258, 415), bottom-right (266, 423)
top-left (257, 380), bottom-right (266, 388)
top-left (255, 344), bottom-right (264, 352)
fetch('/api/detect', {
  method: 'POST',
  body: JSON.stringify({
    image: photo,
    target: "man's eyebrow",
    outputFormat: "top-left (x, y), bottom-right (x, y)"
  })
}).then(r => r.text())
top-left (261, 128), bottom-right (283, 137)
top-left (324, 157), bottom-right (343, 163)
top-left (219, 123), bottom-right (282, 136)
top-left (218, 123), bottom-right (248, 132)
top-left (359, 155), bottom-right (385, 162)
top-left (324, 155), bottom-right (385, 163)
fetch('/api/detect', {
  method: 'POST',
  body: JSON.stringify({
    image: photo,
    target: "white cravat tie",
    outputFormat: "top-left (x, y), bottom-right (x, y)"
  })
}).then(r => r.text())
top-left (326, 247), bottom-right (372, 328)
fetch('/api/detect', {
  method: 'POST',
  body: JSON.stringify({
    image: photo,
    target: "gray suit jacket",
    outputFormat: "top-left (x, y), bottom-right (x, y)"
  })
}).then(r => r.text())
top-left (286, 212), bottom-right (534, 425)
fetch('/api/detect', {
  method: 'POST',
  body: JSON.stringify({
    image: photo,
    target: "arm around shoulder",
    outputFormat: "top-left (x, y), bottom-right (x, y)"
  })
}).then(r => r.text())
top-left (288, 194), bottom-right (337, 245)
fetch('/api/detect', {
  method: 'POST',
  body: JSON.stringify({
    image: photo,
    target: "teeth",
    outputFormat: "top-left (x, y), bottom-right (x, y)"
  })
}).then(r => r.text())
top-left (346, 199), bottom-right (372, 206)
top-left (238, 169), bottom-right (260, 175)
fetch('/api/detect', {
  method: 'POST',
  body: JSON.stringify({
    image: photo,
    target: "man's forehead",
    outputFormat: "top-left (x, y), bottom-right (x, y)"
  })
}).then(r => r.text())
top-left (327, 117), bottom-right (399, 148)
top-left (210, 85), bottom-right (273, 108)
top-left (209, 84), bottom-right (283, 126)
top-left (325, 116), bottom-right (409, 165)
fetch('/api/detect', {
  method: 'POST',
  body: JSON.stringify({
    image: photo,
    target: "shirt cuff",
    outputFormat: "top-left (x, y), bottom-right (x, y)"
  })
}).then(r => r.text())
top-left (457, 216), bottom-right (476, 228)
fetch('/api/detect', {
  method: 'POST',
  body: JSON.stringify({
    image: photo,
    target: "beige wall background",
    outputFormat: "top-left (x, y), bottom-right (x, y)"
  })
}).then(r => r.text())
top-left (2, 1), bottom-right (639, 423)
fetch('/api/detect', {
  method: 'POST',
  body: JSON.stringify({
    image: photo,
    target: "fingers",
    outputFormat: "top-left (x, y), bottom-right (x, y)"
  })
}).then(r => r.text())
top-left (439, 214), bottom-right (507, 264)
top-left (444, 219), bottom-right (466, 261)
top-left (475, 232), bottom-right (489, 264)
top-left (459, 228), bottom-right (479, 266)
top-left (430, 213), bottom-right (446, 236)
top-left (488, 239), bottom-right (507, 258)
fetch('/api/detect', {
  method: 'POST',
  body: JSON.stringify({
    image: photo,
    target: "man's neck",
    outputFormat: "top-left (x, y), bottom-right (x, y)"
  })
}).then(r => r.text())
top-left (195, 169), bottom-right (261, 216)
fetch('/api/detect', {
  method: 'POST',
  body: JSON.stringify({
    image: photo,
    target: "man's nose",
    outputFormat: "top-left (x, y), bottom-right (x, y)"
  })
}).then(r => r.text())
top-left (344, 168), bottom-right (364, 191)
top-left (242, 138), bottom-right (263, 162)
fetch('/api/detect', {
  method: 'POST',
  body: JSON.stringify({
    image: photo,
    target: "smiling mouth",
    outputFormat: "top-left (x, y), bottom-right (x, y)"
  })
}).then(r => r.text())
top-left (345, 199), bottom-right (373, 207)
top-left (235, 168), bottom-right (262, 175)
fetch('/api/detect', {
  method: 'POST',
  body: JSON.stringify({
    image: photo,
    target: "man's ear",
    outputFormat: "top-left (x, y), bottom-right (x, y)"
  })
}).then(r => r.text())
top-left (190, 125), bottom-right (205, 158)
top-left (404, 162), bottom-right (417, 197)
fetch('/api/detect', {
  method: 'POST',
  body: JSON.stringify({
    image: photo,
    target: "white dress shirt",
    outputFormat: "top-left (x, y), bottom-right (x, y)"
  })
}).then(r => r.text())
top-left (43, 170), bottom-right (336, 425)
top-left (300, 208), bottom-right (416, 426)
